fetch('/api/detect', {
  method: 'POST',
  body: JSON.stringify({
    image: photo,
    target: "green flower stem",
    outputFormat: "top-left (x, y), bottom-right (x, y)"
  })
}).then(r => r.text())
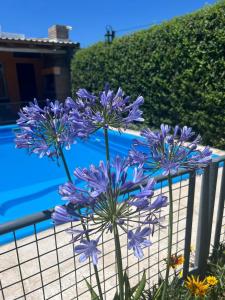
top-left (59, 146), bottom-right (103, 300)
top-left (114, 224), bottom-right (124, 300)
top-left (161, 174), bottom-right (173, 300)
top-left (103, 128), bottom-right (124, 299)
top-left (104, 127), bottom-right (110, 162)
top-left (103, 127), bottom-right (114, 213)
top-left (58, 145), bottom-right (72, 182)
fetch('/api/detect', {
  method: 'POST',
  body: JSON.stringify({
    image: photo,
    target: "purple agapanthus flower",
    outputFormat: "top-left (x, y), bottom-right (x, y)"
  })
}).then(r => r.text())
top-left (66, 85), bottom-right (144, 135)
top-left (74, 238), bottom-right (101, 265)
top-left (149, 195), bottom-right (168, 210)
top-left (130, 124), bottom-right (212, 175)
top-left (131, 194), bottom-right (168, 212)
top-left (52, 206), bottom-right (80, 224)
top-left (58, 182), bottom-right (95, 207)
top-left (128, 227), bottom-right (152, 259)
top-left (15, 99), bottom-right (83, 159)
top-left (72, 156), bottom-right (148, 198)
top-left (66, 228), bottom-right (93, 243)
top-left (57, 156), bottom-right (150, 213)
top-left (52, 155), bottom-right (168, 262)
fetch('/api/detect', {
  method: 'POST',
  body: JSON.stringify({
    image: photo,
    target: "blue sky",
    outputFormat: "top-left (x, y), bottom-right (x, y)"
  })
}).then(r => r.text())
top-left (0, 0), bottom-right (217, 47)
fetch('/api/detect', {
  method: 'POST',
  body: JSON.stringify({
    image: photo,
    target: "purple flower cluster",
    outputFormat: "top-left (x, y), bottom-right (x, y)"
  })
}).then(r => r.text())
top-left (52, 155), bottom-right (168, 263)
top-left (129, 124), bottom-right (212, 175)
top-left (15, 85), bottom-right (213, 281)
top-left (66, 85), bottom-right (144, 134)
top-left (15, 99), bottom-right (81, 159)
top-left (15, 86), bottom-right (144, 160)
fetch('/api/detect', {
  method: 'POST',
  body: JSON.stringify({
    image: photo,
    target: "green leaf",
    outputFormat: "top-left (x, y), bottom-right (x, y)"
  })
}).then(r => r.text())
top-left (124, 269), bottom-right (131, 299)
top-left (152, 281), bottom-right (164, 300)
top-left (112, 291), bottom-right (120, 300)
top-left (84, 278), bottom-right (100, 300)
top-left (132, 271), bottom-right (146, 300)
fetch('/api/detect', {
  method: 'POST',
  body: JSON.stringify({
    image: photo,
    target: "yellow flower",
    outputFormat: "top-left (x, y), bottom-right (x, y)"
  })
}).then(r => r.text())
top-left (169, 254), bottom-right (185, 269)
top-left (185, 275), bottom-right (209, 297)
top-left (178, 270), bottom-right (183, 278)
top-left (206, 276), bottom-right (218, 286)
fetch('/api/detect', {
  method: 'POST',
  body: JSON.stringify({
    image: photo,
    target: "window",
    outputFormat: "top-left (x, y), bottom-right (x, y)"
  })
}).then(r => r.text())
top-left (0, 64), bottom-right (7, 99)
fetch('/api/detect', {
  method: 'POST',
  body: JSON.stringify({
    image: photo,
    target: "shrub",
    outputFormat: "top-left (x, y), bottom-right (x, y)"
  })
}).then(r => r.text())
top-left (71, 1), bottom-right (225, 149)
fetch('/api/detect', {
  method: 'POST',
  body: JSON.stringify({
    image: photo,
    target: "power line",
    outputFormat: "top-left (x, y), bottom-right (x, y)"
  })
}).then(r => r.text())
top-left (104, 25), bottom-right (116, 44)
top-left (116, 22), bottom-right (157, 33)
top-left (104, 21), bottom-right (159, 44)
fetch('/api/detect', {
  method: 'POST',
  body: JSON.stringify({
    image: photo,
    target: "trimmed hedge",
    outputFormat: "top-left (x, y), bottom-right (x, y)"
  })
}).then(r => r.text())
top-left (71, 1), bottom-right (225, 149)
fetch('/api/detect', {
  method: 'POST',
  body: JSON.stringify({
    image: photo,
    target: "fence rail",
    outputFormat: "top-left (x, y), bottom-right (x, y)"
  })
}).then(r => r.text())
top-left (0, 100), bottom-right (47, 126)
top-left (0, 100), bottom-right (67, 125)
top-left (0, 156), bottom-right (225, 300)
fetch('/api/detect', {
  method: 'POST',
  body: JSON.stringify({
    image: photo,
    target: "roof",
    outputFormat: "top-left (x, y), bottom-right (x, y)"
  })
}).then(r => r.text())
top-left (0, 35), bottom-right (79, 47)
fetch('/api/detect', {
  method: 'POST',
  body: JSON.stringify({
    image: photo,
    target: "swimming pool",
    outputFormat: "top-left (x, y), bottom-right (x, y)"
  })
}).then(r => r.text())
top-left (0, 124), bottom-right (220, 244)
top-left (0, 124), bottom-right (137, 222)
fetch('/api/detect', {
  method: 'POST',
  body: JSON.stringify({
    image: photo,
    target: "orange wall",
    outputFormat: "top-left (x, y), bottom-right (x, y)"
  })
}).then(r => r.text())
top-left (0, 52), bottom-right (43, 104)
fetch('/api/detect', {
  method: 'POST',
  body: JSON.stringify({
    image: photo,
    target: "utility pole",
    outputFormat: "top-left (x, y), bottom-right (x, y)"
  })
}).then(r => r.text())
top-left (104, 25), bottom-right (115, 44)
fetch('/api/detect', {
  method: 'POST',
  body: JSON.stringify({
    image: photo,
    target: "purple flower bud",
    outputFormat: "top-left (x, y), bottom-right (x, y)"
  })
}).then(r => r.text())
top-left (76, 88), bottom-right (96, 100)
top-left (149, 195), bottom-right (168, 210)
top-left (52, 206), bottom-right (80, 225)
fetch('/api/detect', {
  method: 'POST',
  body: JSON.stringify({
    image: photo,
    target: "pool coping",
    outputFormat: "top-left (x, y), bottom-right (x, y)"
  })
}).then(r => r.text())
top-left (1, 123), bottom-right (224, 156)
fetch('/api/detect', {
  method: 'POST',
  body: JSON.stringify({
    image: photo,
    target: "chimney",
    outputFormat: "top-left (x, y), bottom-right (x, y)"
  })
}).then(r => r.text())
top-left (48, 25), bottom-right (72, 41)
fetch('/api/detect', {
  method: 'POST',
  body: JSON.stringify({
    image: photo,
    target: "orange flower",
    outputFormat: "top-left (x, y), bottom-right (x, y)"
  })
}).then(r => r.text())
top-left (169, 254), bottom-right (185, 269)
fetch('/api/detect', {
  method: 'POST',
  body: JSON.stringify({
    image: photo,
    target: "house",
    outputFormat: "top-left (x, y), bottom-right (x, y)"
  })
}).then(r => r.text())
top-left (0, 25), bottom-right (79, 124)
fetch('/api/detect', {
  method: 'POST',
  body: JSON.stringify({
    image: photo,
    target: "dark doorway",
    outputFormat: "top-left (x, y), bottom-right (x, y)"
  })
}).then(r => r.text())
top-left (44, 74), bottom-right (56, 99)
top-left (16, 63), bottom-right (37, 102)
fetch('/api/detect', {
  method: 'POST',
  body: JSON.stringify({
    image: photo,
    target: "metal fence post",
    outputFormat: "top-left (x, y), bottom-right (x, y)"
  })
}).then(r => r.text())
top-left (195, 162), bottom-right (218, 276)
top-left (214, 163), bottom-right (225, 250)
top-left (208, 162), bottom-right (219, 230)
top-left (0, 280), bottom-right (5, 300)
top-left (183, 171), bottom-right (196, 279)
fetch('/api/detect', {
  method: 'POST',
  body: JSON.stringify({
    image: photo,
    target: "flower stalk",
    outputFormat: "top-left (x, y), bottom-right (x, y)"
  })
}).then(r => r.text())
top-left (161, 174), bottom-right (173, 300)
top-left (58, 144), bottom-right (72, 182)
top-left (114, 224), bottom-right (124, 300)
top-left (104, 126), bottom-right (124, 299)
top-left (59, 146), bottom-right (103, 300)
top-left (104, 127), bottom-right (110, 162)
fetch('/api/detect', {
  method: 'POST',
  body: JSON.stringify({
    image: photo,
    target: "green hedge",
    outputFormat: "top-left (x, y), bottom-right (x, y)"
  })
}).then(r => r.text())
top-left (71, 1), bottom-right (225, 149)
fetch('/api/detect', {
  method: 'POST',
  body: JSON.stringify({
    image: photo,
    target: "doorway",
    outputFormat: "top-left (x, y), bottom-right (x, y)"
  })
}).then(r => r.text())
top-left (16, 63), bottom-right (37, 102)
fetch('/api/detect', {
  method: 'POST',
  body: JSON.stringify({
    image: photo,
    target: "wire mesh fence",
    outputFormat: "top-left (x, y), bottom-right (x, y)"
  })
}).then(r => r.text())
top-left (0, 157), bottom-right (225, 300)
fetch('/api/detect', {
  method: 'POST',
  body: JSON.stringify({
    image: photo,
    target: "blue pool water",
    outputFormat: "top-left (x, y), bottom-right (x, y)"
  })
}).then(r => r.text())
top-left (0, 125), bottom-right (220, 244)
top-left (0, 125), bottom-right (136, 222)
top-left (0, 125), bottom-right (152, 243)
